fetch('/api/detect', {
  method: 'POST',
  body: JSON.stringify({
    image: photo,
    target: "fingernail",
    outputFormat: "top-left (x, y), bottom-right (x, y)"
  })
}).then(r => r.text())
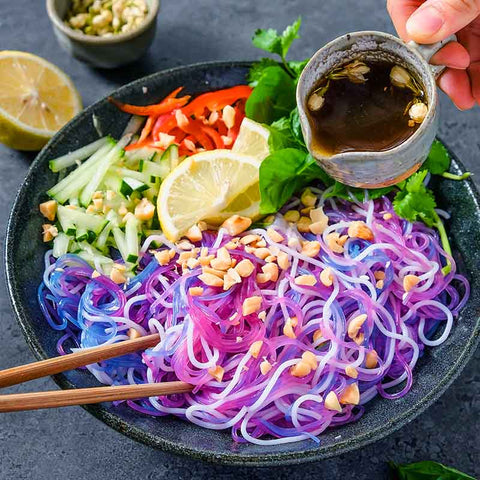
top-left (407, 6), bottom-right (444, 37)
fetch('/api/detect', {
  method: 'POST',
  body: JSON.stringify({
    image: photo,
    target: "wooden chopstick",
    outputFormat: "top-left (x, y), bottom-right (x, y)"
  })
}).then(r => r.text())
top-left (0, 382), bottom-right (193, 412)
top-left (0, 333), bottom-right (160, 389)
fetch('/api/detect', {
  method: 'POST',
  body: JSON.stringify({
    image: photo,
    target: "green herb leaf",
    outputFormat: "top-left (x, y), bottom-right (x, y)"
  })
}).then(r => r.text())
top-left (289, 107), bottom-right (305, 147)
top-left (389, 461), bottom-right (475, 480)
top-left (252, 17), bottom-right (302, 61)
top-left (247, 58), bottom-right (279, 87)
top-left (288, 59), bottom-right (309, 78)
top-left (267, 117), bottom-right (302, 151)
top-left (324, 182), bottom-right (395, 202)
top-left (245, 66), bottom-right (296, 124)
top-left (422, 139), bottom-right (451, 175)
top-left (252, 28), bottom-right (283, 57)
top-left (393, 170), bottom-right (437, 227)
top-left (259, 149), bottom-right (333, 214)
top-left (280, 17), bottom-right (302, 59)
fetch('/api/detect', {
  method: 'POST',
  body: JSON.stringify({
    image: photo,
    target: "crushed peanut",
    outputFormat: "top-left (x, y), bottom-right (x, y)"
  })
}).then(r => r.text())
top-left (347, 221), bottom-right (374, 241)
top-left (242, 296), bottom-right (262, 316)
top-left (240, 234), bottom-right (261, 245)
top-left (39, 200), bottom-right (57, 221)
top-left (277, 251), bottom-right (291, 270)
top-left (284, 210), bottom-right (300, 223)
top-left (110, 266), bottom-right (127, 284)
top-left (128, 328), bottom-right (141, 340)
top-left (208, 365), bottom-right (224, 382)
top-left (249, 340), bottom-right (263, 359)
top-left (290, 361), bottom-right (311, 378)
top-left (403, 274), bottom-right (420, 292)
top-left (262, 263), bottom-right (279, 282)
top-left (365, 349), bottom-right (378, 368)
top-left (297, 216), bottom-right (312, 233)
top-left (301, 351), bottom-right (318, 369)
top-left (283, 317), bottom-right (297, 339)
top-left (301, 187), bottom-right (317, 207)
top-left (256, 273), bottom-right (271, 284)
top-left (374, 271), bottom-right (385, 280)
top-left (345, 365), bottom-right (358, 379)
top-left (223, 268), bottom-right (242, 290)
top-left (347, 313), bottom-right (367, 340)
top-left (319, 267), bottom-right (334, 287)
top-left (324, 391), bottom-right (342, 412)
top-left (202, 266), bottom-right (227, 278)
top-left (326, 232), bottom-right (346, 253)
top-left (222, 105), bottom-right (236, 129)
top-left (295, 274), bottom-right (317, 286)
top-left (312, 329), bottom-right (323, 343)
top-left (267, 228), bottom-right (284, 243)
top-left (221, 215), bottom-right (252, 236)
top-left (301, 240), bottom-right (321, 258)
top-left (188, 286), bottom-right (204, 296)
top-left (210, 247), bottom-right (231, 270)
top-left (199, 272), bottom-right (224, 287)
top-left (235, 259), bottom-right (255, 278)
top-left (254, 248), bottom-right (271, 260)
top-left (383, 212), bottom-right (393, 220)
top-left (42, 224), bottom-right (58, 242)
top-left (260, 360), bottom-right (272, 375)
top-left (339, 382), bottom-right (360, 405)
top-left (185, 224), bottom-right (203, 243)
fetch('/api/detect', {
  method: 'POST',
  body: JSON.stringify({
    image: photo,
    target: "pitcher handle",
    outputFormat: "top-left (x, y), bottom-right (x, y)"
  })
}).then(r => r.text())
top-left (408, 34), bottom-right (457, 78)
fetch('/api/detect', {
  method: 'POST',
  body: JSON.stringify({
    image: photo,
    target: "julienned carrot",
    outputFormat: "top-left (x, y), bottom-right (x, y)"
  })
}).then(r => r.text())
top-left (108, 95), bottom-right (190, 116)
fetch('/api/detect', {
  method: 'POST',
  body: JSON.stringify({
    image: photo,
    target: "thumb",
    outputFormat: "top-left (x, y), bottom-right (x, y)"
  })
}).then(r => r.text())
top-left (406, 0), bottom-right (480, 43)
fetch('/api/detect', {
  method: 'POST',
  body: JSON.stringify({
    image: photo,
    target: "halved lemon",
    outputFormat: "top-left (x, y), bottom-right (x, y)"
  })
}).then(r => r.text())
top-left (158, 150), bottom-right (261, 241)
top-left (232, 117), bottom-right (270, 160)
top-left (0, 51), bottom-right (82, 151)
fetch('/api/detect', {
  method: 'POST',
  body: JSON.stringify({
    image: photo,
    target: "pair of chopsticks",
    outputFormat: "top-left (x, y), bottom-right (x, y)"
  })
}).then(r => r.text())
top-left (0, 334), bottom-right (192, 413)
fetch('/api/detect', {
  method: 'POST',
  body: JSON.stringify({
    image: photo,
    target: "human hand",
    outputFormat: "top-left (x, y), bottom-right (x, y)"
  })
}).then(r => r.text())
top-left (387, 0), bottom-right (480, 109)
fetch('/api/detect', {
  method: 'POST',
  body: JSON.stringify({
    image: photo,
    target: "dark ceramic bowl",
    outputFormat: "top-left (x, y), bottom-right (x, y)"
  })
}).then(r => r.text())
top-left (4, 62), bottom-right (480, 466)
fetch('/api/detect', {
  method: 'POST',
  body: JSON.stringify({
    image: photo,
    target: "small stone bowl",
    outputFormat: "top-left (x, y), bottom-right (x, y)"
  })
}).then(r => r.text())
top-left (46, 0), bottom-right (160, 69)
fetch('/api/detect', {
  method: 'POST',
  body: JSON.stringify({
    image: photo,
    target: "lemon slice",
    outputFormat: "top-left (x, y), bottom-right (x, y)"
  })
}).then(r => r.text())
top-left (158, 150), bottom-right (261, 241)
top-left (0, 51), bottom-right (82, 151)
top-left (232, 117), bottom-right (270, 161)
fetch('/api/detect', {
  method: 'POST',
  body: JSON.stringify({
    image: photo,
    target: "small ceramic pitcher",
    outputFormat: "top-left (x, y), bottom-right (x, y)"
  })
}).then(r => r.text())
top-left (296, 31), bottom-right (455, 188)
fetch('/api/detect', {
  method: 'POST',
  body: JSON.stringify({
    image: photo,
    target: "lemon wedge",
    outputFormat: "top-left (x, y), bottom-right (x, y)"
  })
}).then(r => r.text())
top-left (232, 117), bottom-right (270, 160)
top-left (0, 51), bottom-right (82, 151)
top-left (158, 150), bottom-right (261, 241)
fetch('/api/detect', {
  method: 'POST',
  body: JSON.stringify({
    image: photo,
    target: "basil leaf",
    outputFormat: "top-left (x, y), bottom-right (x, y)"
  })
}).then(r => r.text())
top-left (389, 461), bottom-right (475, 480)
top-left (289, 107), bottom-right (305, 146)
top-left (259, 149), bottom-right (333, 214)
top-left (245, 66), bottom-right (296, 124)
top-left (267, 117), bottom-right (303, 151)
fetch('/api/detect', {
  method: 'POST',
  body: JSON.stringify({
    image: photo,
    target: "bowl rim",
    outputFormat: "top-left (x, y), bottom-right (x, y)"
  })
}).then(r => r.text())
top-left (46, 0), bottom-right (160, 44)
top-left (4, 60), bottom-right (480, 467)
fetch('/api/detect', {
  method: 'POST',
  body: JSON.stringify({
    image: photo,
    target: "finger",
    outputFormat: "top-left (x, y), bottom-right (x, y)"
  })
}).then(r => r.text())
top-left (430, 41), bottom-right (470, 68)
top-left (437, 68), bottom-right (476, 109)
top-left (387, 0), bottom-right (424, 40)
top-left (406, 0), bottom-right (480, 44)
top-left (468, 61), bottom-right (480, 103)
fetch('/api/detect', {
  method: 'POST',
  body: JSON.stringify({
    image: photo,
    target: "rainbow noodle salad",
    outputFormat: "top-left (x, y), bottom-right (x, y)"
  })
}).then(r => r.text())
top-left (38, 188), bottom-right (469, 445)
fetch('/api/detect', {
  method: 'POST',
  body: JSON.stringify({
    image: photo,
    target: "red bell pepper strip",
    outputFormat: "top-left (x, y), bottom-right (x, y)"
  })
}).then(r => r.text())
top-left (125, 139), bottom-right (161, 151)
top-left (182, 85), bottom-right (252, 118)
top-left (109, 94), bottom-right (190, 116)
top-left (152, 113), bottom-right (177, 140)
top-left (200, 124), bottom-right (225, 149)
top-left (177, 117), bottom-right (214, 150)
top-left (165, 86), bottom-right (184, 99)
top-left (138, 115), bottom-right (156, 143)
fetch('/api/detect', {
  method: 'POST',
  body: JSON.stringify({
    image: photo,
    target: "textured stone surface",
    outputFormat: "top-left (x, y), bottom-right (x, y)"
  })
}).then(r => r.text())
top-left (0, 0), bottom-right (478, 478)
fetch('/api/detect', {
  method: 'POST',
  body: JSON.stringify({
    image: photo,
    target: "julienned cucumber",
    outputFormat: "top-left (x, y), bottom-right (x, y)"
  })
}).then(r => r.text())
top-left (47, 142), bottom-right (115, 204)
top-left (57, 205), bottom-right (107, 237)
top-left (49, 137), bottom-right (113, 173)
top-left (79, 136), bottom-right (130, 207)
top-left (52, 233), bottom-right (71, 258)
top-left (125, 214), bottom-right (140, 263)
top-left (120, 177), bottom-right (150, 197)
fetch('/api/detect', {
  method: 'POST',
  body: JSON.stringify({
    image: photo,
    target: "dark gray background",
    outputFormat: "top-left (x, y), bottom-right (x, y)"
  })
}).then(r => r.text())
top-left (0, 0), bottom-right (478, 478)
